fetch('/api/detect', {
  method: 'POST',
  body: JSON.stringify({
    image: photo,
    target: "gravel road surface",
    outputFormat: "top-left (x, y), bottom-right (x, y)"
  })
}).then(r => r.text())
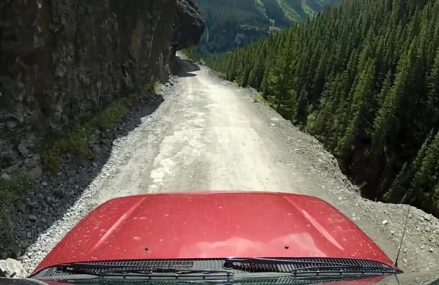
top-left (21, 56), bottom-right (439, 276)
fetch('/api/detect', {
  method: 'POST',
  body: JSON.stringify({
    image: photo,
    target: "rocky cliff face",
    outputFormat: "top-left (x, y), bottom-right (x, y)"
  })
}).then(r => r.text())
top-left (0, 0), bottom-right (203, 179)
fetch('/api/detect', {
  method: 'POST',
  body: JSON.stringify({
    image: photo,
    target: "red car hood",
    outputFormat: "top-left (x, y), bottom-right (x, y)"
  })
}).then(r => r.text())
top-left (33, 192), bottom-right (394, 274)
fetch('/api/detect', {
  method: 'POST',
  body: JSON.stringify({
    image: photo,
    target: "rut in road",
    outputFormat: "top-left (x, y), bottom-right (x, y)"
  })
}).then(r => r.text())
top-left (21, 56), bottom-right (439, 275)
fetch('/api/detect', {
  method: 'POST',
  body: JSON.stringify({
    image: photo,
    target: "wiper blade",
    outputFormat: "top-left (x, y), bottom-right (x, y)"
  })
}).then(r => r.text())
top-left (57, 263), bottom-right (234, 278)
top-left (56, 265), bottom-right (102, 278)
top-left (224, 258), bottom-right (401, 276)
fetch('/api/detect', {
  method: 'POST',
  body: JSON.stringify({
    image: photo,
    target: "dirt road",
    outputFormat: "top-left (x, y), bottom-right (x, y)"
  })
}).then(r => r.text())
top-left (22, 56), bottom-right (439, 275)
top-left (93, 57), bottom-right (315, 202)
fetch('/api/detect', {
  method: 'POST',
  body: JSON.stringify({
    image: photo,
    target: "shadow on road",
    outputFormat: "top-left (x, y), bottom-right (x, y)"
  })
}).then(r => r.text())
top-left (172, 56), bottom-right (200, 77)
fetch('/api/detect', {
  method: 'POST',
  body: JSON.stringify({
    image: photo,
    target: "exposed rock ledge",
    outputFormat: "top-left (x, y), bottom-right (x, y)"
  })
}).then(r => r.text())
top-left (0, 0), bottom-right (204, 179)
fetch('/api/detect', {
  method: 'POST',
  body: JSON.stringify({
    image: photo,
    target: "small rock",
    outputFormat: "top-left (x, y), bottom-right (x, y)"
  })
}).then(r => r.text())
top-left (26, 232), bottom-right (32, 239)
top-left (0, 258), bottom-right (25, 278)
top-left (91, 145), bottom-right (100, 154)
top-left (0, 173), bottom-right (11, 181)
top-left (28, 215), bottom-right (37, 222)
top-left (429, 248), bottom-right (434, 253)
top-left (16, 202), bottom-right (26, 213)
top-left (424, 215), bottom-right (432, 222)
top-left (403, 258), bottom-right (408, 264)
top-left (382, 220), bottom-right (388, 225)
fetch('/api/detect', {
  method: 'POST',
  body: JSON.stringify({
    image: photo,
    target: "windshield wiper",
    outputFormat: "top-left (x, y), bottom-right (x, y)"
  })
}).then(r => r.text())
top-left (56, 263), bottom-right (234, 279)
top-left (224, 258), bottom-right (401, 276)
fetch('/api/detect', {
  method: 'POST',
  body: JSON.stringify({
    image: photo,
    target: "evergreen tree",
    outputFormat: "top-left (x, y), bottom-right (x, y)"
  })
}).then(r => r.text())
top-left (409, 131), bottom-right (439, 214)
top-left (204, 0), bottom-right (439, 217)
top-left (337, 61), bottom-right (376, 161)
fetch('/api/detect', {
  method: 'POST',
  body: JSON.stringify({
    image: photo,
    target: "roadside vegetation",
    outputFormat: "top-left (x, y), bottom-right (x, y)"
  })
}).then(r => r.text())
top-left (0, 175), bottom-right (34, 198)
top-left (0, 83), bottom-right (160, 200)
top-left (0, 175), bottom-right (34, 243)
top-left (42, 83), bottom-right (161, 174)
top-left (42, 100), bottom-right (129, 173)
top-left (204, 0), bottom-right (439, 216)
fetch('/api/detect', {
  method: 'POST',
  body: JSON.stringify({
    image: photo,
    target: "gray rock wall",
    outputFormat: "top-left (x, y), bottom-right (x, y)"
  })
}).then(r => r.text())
top-left (0, 0), bottom-right (203, 178)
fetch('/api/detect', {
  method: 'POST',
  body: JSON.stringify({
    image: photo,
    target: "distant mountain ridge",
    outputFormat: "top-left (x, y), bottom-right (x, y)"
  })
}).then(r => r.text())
top-left (194, 0), bottom-right (339, 55)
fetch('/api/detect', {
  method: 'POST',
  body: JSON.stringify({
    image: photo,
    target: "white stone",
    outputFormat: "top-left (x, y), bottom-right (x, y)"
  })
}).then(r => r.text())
top-left (0, 258), bottom-right (25, 278)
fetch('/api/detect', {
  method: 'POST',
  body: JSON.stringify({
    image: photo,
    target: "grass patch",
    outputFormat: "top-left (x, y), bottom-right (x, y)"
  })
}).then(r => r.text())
top-left (42, 124), bottom-right (96, 173)
top-left (0, 175), bottom-right (34, 197)
top-left (252, 93), bottom-right (266, 104)
top-left (0, 175), bottom-right (32, 247)
top-left (41, 80), bottom-right (162, 174)
top-left (92, 100), bottom-right (128, 129)
top-left (144, 82), bottom-right (162, 94)
top-left (42, 99), bottom-right (129, 173)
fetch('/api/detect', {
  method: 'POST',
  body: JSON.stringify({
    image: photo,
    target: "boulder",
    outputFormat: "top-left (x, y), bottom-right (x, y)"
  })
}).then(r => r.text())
top-left (0, 258), bottom-right (25, 278)
top-left (173, 0), bottom-right (205, 50)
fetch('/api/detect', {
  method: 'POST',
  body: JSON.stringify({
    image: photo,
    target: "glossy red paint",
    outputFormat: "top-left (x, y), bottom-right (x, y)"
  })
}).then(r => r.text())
top-left (33, 192), bottom-right (395, 275)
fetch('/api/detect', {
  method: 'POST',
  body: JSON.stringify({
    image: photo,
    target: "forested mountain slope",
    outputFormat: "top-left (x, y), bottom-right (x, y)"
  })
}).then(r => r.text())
top-left (194, 0), bottom-right (339, 55)
top-left (208, 0), bottom-right (439, 216)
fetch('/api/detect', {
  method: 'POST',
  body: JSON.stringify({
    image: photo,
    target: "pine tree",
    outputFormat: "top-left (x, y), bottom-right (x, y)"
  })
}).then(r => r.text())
top-left (337, 60), bottom-right (376, 161)
top-left (204, 0), bottom-right (439, 217)
top-left (426, 48), bottom-right (439, 127)
top-left (410, 131), bottom-right (439, 200)
top-left (372, 46), bottom-right (416, 153)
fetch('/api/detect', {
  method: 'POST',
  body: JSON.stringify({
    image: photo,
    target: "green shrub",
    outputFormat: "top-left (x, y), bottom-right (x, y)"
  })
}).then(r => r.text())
top-left (42, 124), bottom-right (96, 173)
top-left (41, 81), bottom-right (161, 175)
top-left (144, 83), bottom-right (155, 93)
top-left (0, 175), bottom-right (33, 196)
top-left (42, 148), bottom-right (62, 173)
top-left (42, 99), bottom-right (129, 174)
top-left (92, 101), bottom-right (128, 129)
top-left (144, 81), bottom-right (161, 94)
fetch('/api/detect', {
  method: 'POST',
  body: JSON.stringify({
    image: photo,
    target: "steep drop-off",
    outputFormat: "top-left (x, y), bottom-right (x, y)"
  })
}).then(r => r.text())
top-left (0, 0), bottom-right (204, 180)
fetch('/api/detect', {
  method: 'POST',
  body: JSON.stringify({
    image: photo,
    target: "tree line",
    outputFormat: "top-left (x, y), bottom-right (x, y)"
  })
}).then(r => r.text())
top-left (204, 0), bottom-right (439, 216)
